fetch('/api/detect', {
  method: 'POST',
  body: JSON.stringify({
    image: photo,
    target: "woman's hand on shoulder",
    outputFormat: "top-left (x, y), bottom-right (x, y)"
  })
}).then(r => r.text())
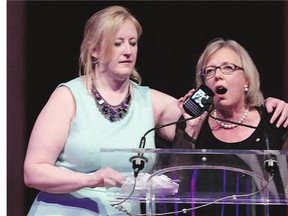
top-left (264, 97), bottom-right (288, 128)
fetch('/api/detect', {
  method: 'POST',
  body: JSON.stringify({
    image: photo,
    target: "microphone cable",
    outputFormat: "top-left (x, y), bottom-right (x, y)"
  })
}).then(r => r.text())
top-left (110, 176), bottom-right (137, 216)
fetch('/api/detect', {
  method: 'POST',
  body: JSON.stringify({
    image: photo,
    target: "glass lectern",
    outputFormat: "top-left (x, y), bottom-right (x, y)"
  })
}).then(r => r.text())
top-left (101, 148), bottom-right (288, 216)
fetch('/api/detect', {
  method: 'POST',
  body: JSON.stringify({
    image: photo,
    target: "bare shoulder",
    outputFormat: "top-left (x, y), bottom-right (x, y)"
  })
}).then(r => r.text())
top-left (45, 85), bottom-right (75, 108)
top-left (40, 86), bottom-right (76, 121)
top-left (52, 85), bottom-right (74, 100)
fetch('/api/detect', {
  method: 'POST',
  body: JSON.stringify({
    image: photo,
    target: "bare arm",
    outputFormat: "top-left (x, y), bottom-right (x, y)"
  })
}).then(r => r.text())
top-left (151, 89), bottom-right (181, 142)
top-left (23, 86), bottom-right (124, 194)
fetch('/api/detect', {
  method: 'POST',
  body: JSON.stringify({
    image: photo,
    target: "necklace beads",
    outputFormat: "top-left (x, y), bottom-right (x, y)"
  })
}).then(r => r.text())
top-left (214, 108), bottom-right (249, 129)
top-left (91, 81), bottom-right (131, 122)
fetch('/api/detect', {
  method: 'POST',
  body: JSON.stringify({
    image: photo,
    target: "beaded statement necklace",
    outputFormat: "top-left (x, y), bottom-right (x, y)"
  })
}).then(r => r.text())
top-left (91, 80), bottom-right (132, 122)
top-left (213, 108), bottom-right (249, 129)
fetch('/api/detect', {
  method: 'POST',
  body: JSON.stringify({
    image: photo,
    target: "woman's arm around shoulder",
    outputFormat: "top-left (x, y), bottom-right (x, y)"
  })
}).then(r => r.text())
top-left (150, 89), bottom-right (181, 142)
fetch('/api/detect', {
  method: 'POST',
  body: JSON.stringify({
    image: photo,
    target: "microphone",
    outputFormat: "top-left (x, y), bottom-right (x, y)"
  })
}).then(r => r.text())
top-left (130, 116), bottom-right (195, 178)
top-left (209, 113), bottom-right (278, 175)
top-left (130, 84), bottom-right (215, 178)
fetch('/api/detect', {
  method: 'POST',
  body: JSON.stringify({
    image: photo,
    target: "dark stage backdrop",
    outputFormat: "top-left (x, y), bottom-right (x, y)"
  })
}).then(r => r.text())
top-left (7, 1), bottom-right (288, 215)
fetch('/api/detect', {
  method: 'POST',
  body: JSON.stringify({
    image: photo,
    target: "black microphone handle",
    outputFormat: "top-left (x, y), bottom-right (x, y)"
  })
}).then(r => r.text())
top-left (209, 114), bottom-right (278, 175)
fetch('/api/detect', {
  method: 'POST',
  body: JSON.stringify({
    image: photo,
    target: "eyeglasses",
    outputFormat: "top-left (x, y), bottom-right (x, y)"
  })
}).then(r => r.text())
top-left (201, 63), bottom-right (244, 77)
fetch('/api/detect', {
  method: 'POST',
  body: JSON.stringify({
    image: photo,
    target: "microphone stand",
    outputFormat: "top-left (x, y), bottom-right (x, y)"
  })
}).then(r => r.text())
top-left (129, 116), bottom-right (196, 178)
top-left (209, 114), bottom-right (278, 175)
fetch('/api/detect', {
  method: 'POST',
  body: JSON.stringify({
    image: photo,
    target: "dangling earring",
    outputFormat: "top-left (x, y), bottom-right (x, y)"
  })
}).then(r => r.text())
top-left (244, 84), bottom-right (249, 92)
top-left (92, 56), bottom-right (98, 64)
top-left (92, 57), bottom-right (98, 70)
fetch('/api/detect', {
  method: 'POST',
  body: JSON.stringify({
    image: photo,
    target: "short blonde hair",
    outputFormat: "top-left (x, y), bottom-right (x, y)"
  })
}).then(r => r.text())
top-left (79, 5), bottom-right (143, 84)
top-left (195, 38), bottom-right (264, 107)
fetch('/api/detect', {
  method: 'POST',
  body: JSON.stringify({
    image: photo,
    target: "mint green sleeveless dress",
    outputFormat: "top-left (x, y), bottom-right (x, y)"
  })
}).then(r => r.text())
top-left (27, 77), bottom-right (156, 215)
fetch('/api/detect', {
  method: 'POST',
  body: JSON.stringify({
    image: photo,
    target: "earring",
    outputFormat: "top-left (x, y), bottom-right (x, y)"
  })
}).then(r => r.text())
top-left (92, 57), bottom-right (98, 65)
top-left (92, 57), bottom-right (98, 70)
top-left (244, 84), bottom-right (249, 92)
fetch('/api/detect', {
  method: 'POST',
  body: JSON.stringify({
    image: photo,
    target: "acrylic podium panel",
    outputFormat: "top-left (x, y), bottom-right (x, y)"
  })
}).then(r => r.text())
top-left (100, 148), bottom-right (288, 215)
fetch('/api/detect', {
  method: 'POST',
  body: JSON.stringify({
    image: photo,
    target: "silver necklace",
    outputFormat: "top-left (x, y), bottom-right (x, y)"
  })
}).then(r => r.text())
top-left (91, 80), bottom-right (131, 122)
top-left (213, 108), bottom-right (249, 129)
